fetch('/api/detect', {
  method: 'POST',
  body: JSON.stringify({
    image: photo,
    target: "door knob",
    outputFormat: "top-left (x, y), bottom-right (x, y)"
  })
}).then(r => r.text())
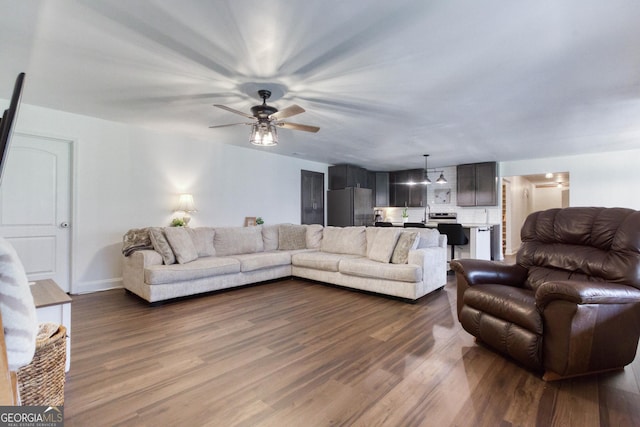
top-left (60, 222), bottom-right (70, 228)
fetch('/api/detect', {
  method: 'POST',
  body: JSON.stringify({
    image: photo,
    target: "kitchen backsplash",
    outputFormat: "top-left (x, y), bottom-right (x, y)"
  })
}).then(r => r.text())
top-left (375, 206), bottom-right (501, 224)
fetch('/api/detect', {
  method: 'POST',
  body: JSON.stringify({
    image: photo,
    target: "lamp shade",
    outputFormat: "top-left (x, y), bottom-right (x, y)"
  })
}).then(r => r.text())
top-left (250, 122), bottom-right (278, 146)
top-left (177, 194), bottom-right (196, 212)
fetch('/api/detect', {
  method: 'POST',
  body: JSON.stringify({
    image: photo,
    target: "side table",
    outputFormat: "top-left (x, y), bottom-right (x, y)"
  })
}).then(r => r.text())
top-left (29, 279), bottom-right (72, 372)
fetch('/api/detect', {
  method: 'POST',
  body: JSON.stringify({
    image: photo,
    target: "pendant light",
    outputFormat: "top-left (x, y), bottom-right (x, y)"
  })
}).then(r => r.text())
top-left (423, 154), bottom-right (447, 184)
top-left (423, 154), bottom-right (432, 185)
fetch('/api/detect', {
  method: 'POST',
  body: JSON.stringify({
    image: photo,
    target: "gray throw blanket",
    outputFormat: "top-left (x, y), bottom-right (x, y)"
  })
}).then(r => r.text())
top-left (122, 228), bottom-right (154, 256)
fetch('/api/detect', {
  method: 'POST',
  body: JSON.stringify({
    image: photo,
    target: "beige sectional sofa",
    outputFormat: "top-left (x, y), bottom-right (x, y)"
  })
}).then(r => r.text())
top-left (122, 223), bottom-right (447, 303)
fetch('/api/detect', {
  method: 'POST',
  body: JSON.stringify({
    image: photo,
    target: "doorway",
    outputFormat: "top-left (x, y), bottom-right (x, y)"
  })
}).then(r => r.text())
top-left (502, 172), bottom-right (569, 255)
top-left (0, 133), bottom-right (73, 292)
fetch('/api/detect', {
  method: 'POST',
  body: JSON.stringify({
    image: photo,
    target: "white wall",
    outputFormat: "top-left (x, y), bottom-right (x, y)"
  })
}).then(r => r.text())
top-left (532, 186), bottom-right (563, 212)
top-left (500, 148), bottom-right (640, 210)
top-left (503, 175), bottom-right (533, 254)
top-left (9, 103), bottom-right (328, 294)
top-left (501, 148), bottom-right (640, 254)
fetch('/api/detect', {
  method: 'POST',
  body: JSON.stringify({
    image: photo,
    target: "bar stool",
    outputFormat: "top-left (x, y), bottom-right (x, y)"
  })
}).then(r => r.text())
top-left (437, 223), bottom-right (468, 269)
top-left (375, 222), bottom-right (394, 227)
top-left (403, 222), bottom-right (426, 228)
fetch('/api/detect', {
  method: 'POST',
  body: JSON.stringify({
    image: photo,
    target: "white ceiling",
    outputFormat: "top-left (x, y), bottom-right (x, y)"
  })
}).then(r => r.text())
top-left (2, 0), bottom-right (640, 171)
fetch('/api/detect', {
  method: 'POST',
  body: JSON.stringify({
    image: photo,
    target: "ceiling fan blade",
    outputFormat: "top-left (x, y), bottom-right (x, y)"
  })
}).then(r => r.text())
top-left (277, 122), bottom-right (320, 133)
top-left (209, 122), bottom-right (251, 129)
top-left (214, 104), bottom-right (256, 120)
top-left (269, 104), bottom-right (305, 120)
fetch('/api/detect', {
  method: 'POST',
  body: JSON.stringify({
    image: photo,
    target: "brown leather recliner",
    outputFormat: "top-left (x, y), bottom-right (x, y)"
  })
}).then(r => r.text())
top-left (452, 207), bottom-right (640, 380)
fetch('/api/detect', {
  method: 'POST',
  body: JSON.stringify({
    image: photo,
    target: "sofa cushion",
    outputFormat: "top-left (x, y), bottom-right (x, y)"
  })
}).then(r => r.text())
top-left (339, 258), bottom-right (422, 283)
top-left (230, 251), bottom-right (292, 272)
top-left (149, 227), bottom-right (175, 265)
top-left (416, 228), bottom-right (441, 248)
top-left (187, 227), bottom-right (215, 257)
top-left (365, 227), bottom-right (380, 256)
top-left (368, 228), bottom-right (401, 263)
top-left (292, 251), bottom-right (361, 272)
top-left (214, 226), bottom-right (264, 256)
top-left (321, 226), bottom-right (366, 256)
top-left (164, 227), bottom-right (199, 264)
top-left (279, 224), bottom-right (307, 250)
top-left (306, 224), bottom-right (323, 249)
top-left (145, 256), bottom-right (241, 285)
top-left (391, 231), bottom-right (420, 264)
top-left (262, 224), bottom-right (279, 251)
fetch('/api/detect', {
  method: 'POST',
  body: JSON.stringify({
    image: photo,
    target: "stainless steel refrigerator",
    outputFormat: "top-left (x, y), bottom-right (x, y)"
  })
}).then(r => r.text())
top-left (327, 187), bottom-right (373, 226)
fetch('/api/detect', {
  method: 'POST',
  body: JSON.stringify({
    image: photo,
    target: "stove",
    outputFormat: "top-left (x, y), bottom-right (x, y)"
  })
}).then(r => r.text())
top-left (429, 212), bottom-right (458, 222)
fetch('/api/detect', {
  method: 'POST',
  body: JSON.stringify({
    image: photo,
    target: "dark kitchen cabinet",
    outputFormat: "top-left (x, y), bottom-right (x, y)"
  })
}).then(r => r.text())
top-left (408, 169), bottom-right (426, 207)
top-left (456, 162), bottom-right (497, 206)
top-left (390, 169), bottom-right (425, 207)
top-left (390, 171), bottom-right (408, 207)
top-left (328, 164), bottom-right (370, 190)
top-left (301, 170), bottom-right (324, 225)
top-left (375, 172), bottom-right (390, 207)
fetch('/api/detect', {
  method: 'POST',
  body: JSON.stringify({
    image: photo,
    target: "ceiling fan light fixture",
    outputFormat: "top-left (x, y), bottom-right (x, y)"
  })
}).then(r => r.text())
top-left (250, 122), bottom-right (278, 146)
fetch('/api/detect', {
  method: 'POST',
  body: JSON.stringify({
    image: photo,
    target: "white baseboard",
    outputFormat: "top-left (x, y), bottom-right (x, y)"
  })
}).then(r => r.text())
top-left (72, 277), bottom-right (123, 294)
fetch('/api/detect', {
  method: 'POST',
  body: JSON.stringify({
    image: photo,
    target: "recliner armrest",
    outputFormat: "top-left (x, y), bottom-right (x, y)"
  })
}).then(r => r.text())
top-left (536, 280), bottom-right (640, 308)
top-left (451, 259), bottom-right (528, 286)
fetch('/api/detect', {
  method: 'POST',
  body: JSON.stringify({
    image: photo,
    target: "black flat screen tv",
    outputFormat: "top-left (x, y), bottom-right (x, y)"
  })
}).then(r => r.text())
top-left (0, 72), bottom-right (26, 186)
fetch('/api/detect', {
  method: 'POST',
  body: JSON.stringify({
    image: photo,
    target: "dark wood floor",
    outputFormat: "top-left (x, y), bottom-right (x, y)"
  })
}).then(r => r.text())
top-left (64, 277), bottom-right (640, 426)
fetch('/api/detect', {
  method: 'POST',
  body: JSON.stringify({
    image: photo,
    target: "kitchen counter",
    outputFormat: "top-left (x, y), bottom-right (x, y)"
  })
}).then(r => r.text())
top-left (389, 222), bottom-right (498, 228)
top-left (385, 222), bottom-right (499, 261)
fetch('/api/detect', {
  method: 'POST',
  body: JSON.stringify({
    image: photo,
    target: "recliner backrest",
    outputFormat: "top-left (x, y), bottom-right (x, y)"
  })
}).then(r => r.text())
top-left (516, 207), bottom-right (640, 290)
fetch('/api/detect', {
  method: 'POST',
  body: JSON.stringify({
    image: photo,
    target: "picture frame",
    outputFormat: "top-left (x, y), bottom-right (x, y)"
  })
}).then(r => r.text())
top-left (244, 216), bottom-right (257, 227)
top-left (434, 188), bottom-right (451, 204)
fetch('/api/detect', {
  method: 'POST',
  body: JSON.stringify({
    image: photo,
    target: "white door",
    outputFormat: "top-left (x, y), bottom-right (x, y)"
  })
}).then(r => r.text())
top-left (0, 133), bottom-right (72, 292)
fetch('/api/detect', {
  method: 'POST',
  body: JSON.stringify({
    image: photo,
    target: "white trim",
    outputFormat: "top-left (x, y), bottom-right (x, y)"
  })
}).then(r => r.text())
top-left (73, 277), bottom-right (123, 295)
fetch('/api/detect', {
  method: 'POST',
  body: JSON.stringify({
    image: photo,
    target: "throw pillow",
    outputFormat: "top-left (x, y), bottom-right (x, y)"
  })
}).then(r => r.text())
top-left (306, 224), bottom-right (323, 249)
top-left (365, 227), bottom-right (381, 256)
top-left (164, 227), bottom-right (199, 264)
top-left (186, 227), bottom-right (215, 257)
top-left (367, 228), bottom-right (401, 263)
top-left (320, 226), bottom-right (367, 256)
top-left (391, 231), bottom-right (420, 264)
top-left (262, 224), bottom-right (279, 251)
top-left (278, 224), bottom-right (307, 250)
top-left (149, 227), bottom-right (176, 265)
top-left (214, 226), bottom-right (264, 256)
top-left (416, 228), bottom-right (440, 248)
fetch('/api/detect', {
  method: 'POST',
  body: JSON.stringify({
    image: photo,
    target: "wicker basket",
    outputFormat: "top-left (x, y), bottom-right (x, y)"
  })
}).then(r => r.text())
top-left (17, 322), bottom-right (67, 406)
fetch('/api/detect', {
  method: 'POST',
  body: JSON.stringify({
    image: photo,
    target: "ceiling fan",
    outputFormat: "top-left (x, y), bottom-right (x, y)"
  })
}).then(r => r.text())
top-left (209, 90), bottom-right (320, 146)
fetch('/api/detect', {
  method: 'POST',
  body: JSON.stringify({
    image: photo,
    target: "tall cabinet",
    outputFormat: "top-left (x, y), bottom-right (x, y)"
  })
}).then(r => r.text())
top-left (301, 170), bottom-right (324, 225)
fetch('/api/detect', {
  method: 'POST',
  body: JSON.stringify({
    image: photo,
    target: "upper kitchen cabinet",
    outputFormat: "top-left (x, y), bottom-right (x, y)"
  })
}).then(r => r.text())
top-left (328, 164), bottom-right (370, 190)
top-left (375, 172), bottom-right (390, 207)
top-left (457, 162), bottom-right (498, 206)
top-left (390, 169), bottom-right (426, 207)
top-left (407, 169), bottom-right (426, 207)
